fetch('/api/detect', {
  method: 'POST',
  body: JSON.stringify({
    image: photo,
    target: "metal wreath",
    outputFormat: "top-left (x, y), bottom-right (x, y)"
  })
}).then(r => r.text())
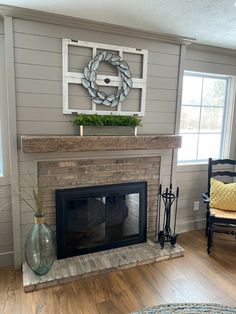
top-left (81, 51), bottom-right (133, 107)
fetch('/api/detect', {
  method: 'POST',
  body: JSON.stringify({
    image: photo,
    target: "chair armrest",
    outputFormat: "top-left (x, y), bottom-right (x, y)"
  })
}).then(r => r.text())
top-left (201, 192), bottom-right (210, 204)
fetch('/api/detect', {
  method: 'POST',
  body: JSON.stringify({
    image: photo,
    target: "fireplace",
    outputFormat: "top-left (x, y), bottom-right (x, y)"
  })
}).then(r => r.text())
top-left (23, 142), bottom-right (184, 292)
top-left (56, 181), bottom-right (147, 259)
top-left (38, 156), bottom-right (161, 251)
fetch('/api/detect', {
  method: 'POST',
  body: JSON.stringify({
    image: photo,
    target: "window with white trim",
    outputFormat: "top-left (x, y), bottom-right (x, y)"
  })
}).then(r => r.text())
top-left (0, 34), bottom-right (9, 181)
top-left (178, 71), bottom-right (233, 164)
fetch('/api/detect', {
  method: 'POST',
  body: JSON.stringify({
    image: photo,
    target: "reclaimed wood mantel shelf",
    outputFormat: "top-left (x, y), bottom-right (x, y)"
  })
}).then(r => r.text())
top-left (20, 135), bottom-right (182, 153)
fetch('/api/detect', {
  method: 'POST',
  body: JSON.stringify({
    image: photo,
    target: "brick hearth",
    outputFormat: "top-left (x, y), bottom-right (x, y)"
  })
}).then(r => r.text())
top-left (23, 241), bottom-right (184, 292)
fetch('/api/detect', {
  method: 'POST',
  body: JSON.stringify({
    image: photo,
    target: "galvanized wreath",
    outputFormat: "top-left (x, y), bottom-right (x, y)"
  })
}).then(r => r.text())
top-left (81, 51), bottom-right (133, 107)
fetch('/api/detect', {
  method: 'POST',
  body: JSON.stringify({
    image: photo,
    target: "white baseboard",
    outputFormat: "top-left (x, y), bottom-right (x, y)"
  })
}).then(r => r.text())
top-left (177, 218), bottom-right (206, 234)
top-left (0, 251), bottom-right (14, 267)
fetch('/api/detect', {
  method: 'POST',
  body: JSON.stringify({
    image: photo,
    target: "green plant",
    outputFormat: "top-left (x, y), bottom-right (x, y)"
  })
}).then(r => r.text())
top-left (72, 114), bottom-right (141, 127)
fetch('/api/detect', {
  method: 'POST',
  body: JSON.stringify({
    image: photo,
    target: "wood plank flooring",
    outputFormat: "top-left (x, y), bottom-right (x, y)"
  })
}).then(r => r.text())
top-left (1, 230), bottom-right (236, 314)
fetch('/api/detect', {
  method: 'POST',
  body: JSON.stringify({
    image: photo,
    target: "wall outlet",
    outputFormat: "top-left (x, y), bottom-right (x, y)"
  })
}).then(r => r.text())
top-left (193, 201), bottom-right (199, 211)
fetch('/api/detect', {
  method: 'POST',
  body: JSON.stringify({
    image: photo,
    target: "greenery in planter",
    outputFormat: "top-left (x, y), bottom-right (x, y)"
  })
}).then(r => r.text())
top-left (72, 114), bottom-right (141, 127)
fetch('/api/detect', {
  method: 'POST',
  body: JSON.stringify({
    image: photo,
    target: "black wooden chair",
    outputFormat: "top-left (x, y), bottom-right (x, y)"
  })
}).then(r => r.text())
top-left (202, 158), bottom-right (236, 254)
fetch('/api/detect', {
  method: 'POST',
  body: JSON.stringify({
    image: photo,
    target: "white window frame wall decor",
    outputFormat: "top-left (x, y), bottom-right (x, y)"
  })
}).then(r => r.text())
top-left (62, 39), bottom-right (148, 116)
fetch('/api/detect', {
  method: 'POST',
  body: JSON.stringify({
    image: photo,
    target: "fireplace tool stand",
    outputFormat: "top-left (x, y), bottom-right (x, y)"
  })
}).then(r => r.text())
top-left (157, 183), bottom-right (179, 249)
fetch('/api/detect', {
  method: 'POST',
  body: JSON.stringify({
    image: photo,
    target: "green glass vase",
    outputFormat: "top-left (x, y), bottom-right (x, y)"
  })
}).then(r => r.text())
top-left (25, 215), bottom-right (55, 276)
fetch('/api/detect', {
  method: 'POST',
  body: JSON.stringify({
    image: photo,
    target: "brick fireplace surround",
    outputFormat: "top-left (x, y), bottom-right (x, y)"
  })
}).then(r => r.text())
top-left (38, 156), bottom-right (160, 239)
top-left (21, 135), bottom-right (183, 291)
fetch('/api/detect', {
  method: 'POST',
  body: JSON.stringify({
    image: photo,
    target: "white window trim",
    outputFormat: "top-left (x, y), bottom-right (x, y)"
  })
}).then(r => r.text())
top-left (223, 76), bottom-right (236, 159)
top-left (178, 71), bottom-right (235, 165)
top-left (0, 33), bottom-right (10, 185)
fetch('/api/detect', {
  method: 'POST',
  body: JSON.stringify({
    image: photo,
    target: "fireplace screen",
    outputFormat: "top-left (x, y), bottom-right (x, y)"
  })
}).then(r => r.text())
top-left (56, 181), bottom-right (147, 259)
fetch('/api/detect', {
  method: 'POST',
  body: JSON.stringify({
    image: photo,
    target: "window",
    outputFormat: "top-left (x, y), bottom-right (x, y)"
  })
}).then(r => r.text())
top-left (178, 71), bottom-right (232, 164)
top-left (0, 34), bottom-right (10, 182)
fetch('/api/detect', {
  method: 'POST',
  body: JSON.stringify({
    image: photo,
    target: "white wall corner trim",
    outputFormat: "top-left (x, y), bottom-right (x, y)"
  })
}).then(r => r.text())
top-left (170, 44), bottom-right (186, 186)
top-left (4, 16), bottom-right (21, 269)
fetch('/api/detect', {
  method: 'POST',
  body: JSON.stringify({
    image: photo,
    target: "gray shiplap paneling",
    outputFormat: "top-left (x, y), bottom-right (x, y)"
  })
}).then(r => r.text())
top-left (0, 209), bottom-right (12, 223)
top-left (15, 62), bottom-right (179, 82)
top-left (147, 88), bottom-right (177, 101)
top-left (16, 107), bottom-right (175, 124)
top-left (185, 59), bottom-right (236, 76)
top-left (15, 76), bottom-right (177, 93)
top-left (186, 47), bottom-right (236, 76)
top-left (148, 64), bottom-right (179, 78)
top-left (17, 120), bottom-right (175, 135)
top-left (15, 62), bottom-right (178, 90)
top-left (0, 222), bottom-right (13, 235)
top-left (16, 92), bottom-right (176, 114)
top-left (0, 18), bottom-right (4, 35)
top-left (0, 233), bottom-right (13, 246)
top-left (15, 48), bottom-right (61, 66)
top-left (13, 25), bottom-right (179, 135)
top-left (14, 47), bottom-right (179, 69)
top-left (187, 49), bottom-right (236, 67)
top-left (13, 19), bottom-right (180, 55)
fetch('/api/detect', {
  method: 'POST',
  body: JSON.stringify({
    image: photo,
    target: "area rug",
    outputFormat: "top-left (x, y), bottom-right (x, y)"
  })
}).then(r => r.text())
top-left (132, 303), bottom-right (236, 314)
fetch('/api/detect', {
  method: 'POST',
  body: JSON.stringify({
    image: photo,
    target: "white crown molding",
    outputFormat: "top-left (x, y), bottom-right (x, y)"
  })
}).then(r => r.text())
top-left (0, 4), bottom-right (195, 46)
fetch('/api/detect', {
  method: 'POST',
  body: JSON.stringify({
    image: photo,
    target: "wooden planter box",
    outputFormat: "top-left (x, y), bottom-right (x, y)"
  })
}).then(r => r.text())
top-left (79, 125), bottom-right (137, 136)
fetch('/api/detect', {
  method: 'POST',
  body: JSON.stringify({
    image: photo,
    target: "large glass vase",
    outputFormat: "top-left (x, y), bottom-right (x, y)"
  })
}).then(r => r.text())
top-left (25, 216), bottom-right (55, 276)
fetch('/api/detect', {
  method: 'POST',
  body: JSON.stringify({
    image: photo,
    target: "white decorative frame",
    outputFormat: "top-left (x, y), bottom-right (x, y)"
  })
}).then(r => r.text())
top-left (62, 39), bottom-right (148, 116)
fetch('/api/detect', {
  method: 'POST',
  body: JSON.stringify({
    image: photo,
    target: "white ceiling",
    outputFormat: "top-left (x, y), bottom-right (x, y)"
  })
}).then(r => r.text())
top-left (1, 0), bottom-right (236, 49)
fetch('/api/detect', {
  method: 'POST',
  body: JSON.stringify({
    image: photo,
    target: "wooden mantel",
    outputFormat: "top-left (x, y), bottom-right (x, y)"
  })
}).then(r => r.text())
top-left (21, 135), bottom-right (181, 153)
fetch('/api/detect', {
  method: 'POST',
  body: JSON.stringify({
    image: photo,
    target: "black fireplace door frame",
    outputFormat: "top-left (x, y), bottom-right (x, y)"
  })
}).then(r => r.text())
top-left (56, 181), bottom-right (147, 259)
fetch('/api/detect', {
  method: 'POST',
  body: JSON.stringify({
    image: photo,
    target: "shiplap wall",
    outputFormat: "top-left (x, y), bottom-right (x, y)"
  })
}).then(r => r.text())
top-left (0, 18), bottom-right (14, 266)
top-left (176, 45), bottom-right (236, 233)
top-left (10, 18), bottom-right (181, 264)
top-left (13, 19), bottom-right (180, 136)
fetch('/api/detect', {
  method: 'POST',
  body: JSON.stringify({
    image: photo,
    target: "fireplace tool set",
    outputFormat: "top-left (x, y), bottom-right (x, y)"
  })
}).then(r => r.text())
top-left (156, 183), bottom-right (179, 248)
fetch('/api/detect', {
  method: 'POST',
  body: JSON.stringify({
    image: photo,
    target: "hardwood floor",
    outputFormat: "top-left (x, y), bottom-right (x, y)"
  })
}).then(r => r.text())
top-left (1, 230), bottom-right (236, 313)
